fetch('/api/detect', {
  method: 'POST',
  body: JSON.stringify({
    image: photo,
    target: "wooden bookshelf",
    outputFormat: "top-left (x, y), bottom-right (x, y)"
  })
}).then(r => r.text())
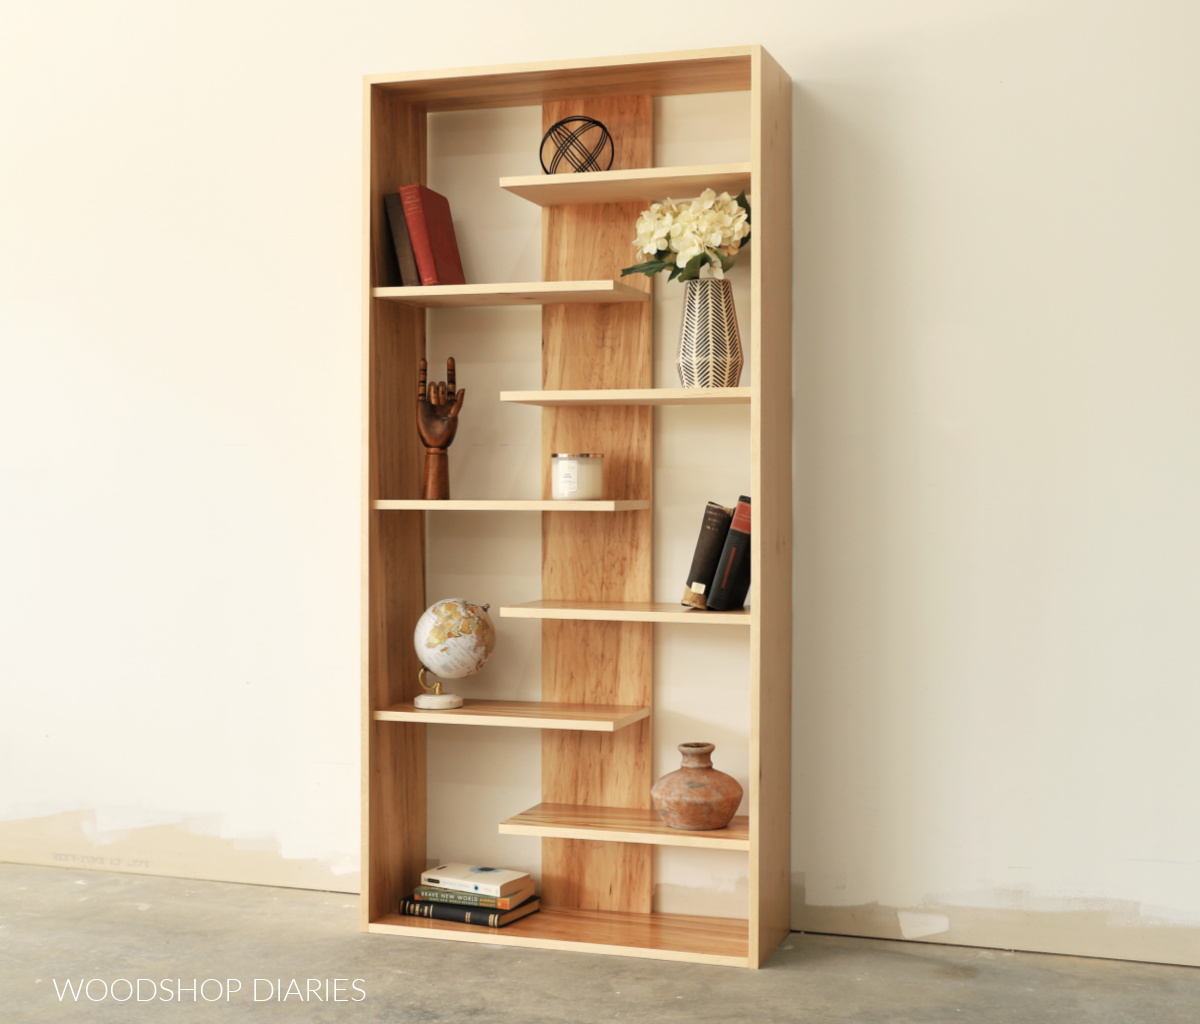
top-left (500, 600), bottom-right (752, 626)
top-left (362, 45), bottom-right (792, 969)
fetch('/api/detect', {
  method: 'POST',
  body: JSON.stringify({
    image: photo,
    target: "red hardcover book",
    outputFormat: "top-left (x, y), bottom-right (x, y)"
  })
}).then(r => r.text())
top-left (399, 184), bottom-right (466, 286)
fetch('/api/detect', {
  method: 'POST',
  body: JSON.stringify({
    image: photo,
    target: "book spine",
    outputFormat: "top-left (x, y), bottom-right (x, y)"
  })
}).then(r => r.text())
top-left (413, 886), bottom-right (520, 909)
top-left (384, 192), bottom-right (421, 286)
top-left (706, 496), bottom-right (751, 611)
top-left (399, 185), bottom-right (438, 285)
top-left (682, 502), bottom-right (733, 608)
top-left (399, 898), bottom-right (503, 927)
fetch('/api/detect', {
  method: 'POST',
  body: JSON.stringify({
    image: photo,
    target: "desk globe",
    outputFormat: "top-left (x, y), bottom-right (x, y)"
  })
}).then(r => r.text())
top-left (412, 599), bottom-right (496, 709)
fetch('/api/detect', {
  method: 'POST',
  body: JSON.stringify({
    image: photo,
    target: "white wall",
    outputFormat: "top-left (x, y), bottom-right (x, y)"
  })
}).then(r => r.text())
top-left (2, 0), bottom-right (1198, 965)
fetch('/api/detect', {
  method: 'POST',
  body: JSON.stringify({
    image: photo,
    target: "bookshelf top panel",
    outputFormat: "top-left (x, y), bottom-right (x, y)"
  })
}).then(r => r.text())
top-left (366, 47), bottom-right (755, 111)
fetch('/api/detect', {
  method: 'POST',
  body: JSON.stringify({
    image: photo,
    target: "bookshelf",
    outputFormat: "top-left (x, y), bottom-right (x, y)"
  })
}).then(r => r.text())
top-left (362, 46), bottom-right (792, 969)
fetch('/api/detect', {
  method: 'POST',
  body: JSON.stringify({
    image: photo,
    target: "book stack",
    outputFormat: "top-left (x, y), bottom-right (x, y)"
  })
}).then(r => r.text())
top-left (398, 863), bottom-right (539, 928)
top-left (682, 496), bottom-right (751, 611)
top-left (384, 184), bottom-right (466, 287)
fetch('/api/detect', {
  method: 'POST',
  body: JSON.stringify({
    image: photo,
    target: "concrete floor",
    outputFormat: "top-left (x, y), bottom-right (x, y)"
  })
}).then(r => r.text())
top-left (2, 865), bottom-right (1197, 1023)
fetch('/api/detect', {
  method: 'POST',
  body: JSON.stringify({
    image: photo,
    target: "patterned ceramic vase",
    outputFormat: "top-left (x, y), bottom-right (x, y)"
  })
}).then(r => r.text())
top-left (650, 742), bottom-right (744, 830)
top-left (676, 278), bottom-right (744, 388)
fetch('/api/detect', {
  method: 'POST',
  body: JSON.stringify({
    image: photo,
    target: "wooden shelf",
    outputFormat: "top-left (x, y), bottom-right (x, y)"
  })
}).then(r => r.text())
top-left (500, 163), bottom-right (752, 206)
top-left (373, 499), bottom-right (650, 511)
top-left (500, 387), bottom-right (752, 407)
top-left (368, 906), bottom-right (749, 967)
top-left (374, 699), bottom-right (650, 732)
top-left (500, 803), bottom-right (751, 849)
top-left (500, 600), bottom-right (751, 626)
top-left (371, 280), bottom-right (648, 307)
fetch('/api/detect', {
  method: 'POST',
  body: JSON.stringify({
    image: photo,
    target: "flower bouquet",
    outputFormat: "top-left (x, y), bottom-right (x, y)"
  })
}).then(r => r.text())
top-left (621, 188), bottom-right (752, 388)
top-left (621, 188), bottom-right (751, 282)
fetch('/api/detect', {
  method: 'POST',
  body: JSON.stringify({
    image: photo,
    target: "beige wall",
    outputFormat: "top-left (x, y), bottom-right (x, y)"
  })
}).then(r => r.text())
top-left (2, 0), bottom-right (1198, 966)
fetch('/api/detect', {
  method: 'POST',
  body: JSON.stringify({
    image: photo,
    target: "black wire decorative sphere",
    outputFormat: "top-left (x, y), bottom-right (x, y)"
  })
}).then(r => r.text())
top-left (539, 116), bottom-right (614, 174)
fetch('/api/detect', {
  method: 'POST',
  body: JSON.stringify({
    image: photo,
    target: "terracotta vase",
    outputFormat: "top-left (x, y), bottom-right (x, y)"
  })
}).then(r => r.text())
top-left (650, 742), bottom-right (743, 830)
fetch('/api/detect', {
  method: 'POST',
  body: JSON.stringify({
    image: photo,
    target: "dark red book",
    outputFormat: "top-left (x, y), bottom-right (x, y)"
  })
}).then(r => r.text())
top-left (399, 184), bottom-right (466, 286)
top-left (706, 496), bottom-right (751, 611)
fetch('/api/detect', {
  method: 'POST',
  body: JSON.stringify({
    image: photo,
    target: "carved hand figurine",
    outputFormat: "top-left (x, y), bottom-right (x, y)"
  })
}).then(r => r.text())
top-left (417, 357), bottom-right (466, 500)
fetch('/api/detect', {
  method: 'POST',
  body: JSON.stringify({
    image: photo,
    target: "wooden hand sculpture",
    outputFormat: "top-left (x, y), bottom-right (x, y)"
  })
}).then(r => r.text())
top-left (417, 357), bottom-right (466, 500)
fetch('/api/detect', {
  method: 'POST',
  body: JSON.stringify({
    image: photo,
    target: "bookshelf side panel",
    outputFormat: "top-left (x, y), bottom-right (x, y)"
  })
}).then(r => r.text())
top-left (363, 87), bottom-right (430, 926)
top-left (747, 48), bottom-right (794, 966)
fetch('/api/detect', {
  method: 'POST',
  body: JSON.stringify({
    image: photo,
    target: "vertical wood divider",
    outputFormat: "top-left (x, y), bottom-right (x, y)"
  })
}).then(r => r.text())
top-left (540, 95), bottom-right (655, 913)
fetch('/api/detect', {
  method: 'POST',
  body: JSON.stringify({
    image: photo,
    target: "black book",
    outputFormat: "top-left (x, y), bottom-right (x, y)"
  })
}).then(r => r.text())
top-left (706, 496), bottom-right (751, 611)
top-left (398, 894), bottom-right (540, 928)
top-left (682, 501), bottom-right (734, 609)
top-left (384, 192), bottom-right (421, 286)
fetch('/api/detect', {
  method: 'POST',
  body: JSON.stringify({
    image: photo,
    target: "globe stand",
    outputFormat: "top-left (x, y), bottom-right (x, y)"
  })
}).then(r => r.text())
top-left (414, 667), bottom-right (463, 710)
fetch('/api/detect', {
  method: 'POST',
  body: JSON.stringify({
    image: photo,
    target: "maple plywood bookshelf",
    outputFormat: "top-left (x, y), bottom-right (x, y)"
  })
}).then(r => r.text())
top-left (362, 46), bottom-right (792, 968)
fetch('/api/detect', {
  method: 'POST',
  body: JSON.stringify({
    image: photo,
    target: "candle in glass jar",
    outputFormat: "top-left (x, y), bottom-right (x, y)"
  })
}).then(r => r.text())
top-left (551, 453), bottom-right (604, 500)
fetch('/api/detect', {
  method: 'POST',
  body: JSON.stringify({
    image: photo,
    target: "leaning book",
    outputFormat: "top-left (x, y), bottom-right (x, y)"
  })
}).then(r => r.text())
top-left (398, 895), bottom-right (540, 928)
top-left (414, 882), bottom-right (536, 910)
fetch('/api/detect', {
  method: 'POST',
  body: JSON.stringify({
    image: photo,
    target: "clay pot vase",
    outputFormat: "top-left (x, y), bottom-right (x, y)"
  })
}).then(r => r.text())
top-left (650, 742), bottom-right (743, 830)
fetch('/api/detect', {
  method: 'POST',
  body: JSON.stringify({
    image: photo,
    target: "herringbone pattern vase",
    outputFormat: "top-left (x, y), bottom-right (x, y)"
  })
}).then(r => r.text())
top-left (676, 278), bottom-right (744, 388)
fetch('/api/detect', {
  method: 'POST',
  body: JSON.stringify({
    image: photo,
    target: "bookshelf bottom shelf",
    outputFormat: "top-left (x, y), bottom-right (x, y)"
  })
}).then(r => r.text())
top-left (368, 906), bottom-right (749, 967)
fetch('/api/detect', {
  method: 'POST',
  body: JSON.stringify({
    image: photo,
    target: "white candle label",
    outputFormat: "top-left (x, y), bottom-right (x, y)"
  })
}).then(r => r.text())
top-left (556, 459), bottom-right (580, 496)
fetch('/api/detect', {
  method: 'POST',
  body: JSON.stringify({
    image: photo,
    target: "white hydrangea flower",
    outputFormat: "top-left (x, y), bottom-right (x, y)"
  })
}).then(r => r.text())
top-left (626, 188), bottom-right (750, 280)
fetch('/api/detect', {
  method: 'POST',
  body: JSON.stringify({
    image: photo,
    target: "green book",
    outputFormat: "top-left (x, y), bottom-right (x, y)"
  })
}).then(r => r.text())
top-left (399, 894), bottom-right (540, 928)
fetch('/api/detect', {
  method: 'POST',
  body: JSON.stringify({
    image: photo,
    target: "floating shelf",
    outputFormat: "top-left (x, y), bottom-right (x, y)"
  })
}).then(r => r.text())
top-left (371, 280), bottom-right (647, 307)
top-left (368, 906), bottom-right (749, 967)
top-left (374, 699), bottom-right (650, 732)
top-left (499, 162), bottom-right (753, 206)
top-left (500, 803), bottom-right (751, 850)
top-left (373, 499), bottom-right (650, 512)
top-left (500, 600), bottom-right (751, 626)
top-left (500, 387), bottom-right (752, 407)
